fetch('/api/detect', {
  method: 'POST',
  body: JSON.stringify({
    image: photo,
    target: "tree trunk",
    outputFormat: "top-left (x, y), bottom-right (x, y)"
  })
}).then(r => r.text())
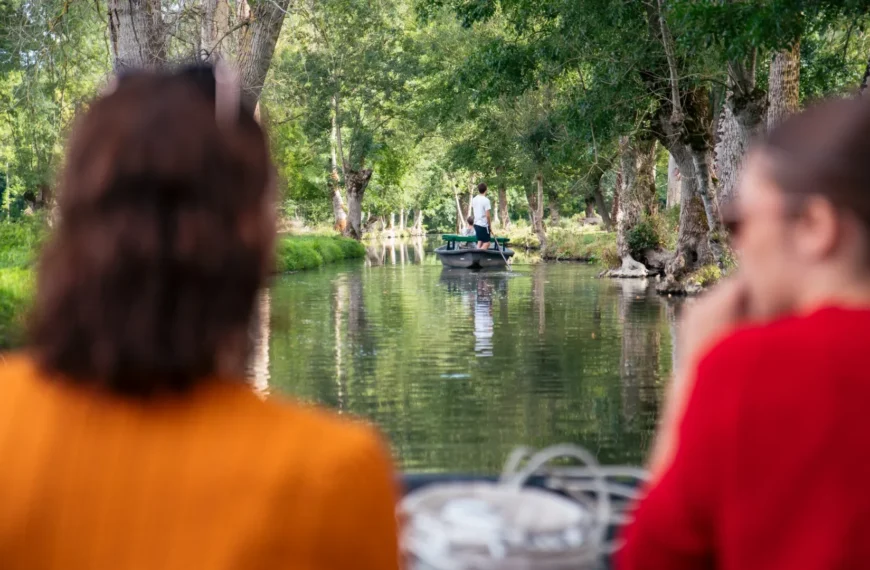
top-left (453, 182), bottom-right (464, 233)
top-left (716, 60), bottom-right (767, 208)
top-left (344, 169), bottom-right (373, 240)
top-left (236, 0), bottom-right (291, 106)
top-left (714, 105), bottom-right (744, 209)
top-left (682, 86), bottom-right (721, 237)
top-left (330, 102), bottom-right (347, 233)
top-left (467, 174), bottom-right (475, 219)
top-left (200, 0), bottom-right (230, 62)
top-left (584, 198), bottom-right (595, 219)
top-left (528, 172), bottom-right (547, 252)
top-left (767, 41), bottom-right (801, 130)
top-left (107, 0), bottom-right (166, 70)
top-left (413, 209), bottom-right (423, 234)
top-left (331, 186), bottom-right (347, 233)
top-left (592, 174), bottom-right (612, 231)
top-left (666, 153), bottom-right (680, 209)
top-left (611, 169), bottom-right (621, 226)
top-left (658, 144), bottom-right (714, 293)
top-left (389, 212), bottom-right (395, 231)
top-left (399, 209), bottom-right (405, 231)
top-left (498, 182), bottom-right (509, 229)
top-left (609, 136), bottom-right (657, 278)
top-left (548, 197), bottom-right (560, 225)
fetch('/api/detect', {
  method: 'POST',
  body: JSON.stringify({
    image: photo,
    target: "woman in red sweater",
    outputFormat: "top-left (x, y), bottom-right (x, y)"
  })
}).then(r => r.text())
top-left (619, 97), bottom-right (870, 570)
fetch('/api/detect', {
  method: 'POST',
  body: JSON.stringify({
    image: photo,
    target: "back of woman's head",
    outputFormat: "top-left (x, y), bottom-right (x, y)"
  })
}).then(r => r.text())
top-left (32, 67), bottom-right (274, 397)
top-left (760, 97), bottom-right (870, 231)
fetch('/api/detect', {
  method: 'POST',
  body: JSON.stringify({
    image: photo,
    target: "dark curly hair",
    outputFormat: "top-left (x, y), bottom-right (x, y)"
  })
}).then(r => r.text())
top-left (31, 67), bottom-right (275, 397)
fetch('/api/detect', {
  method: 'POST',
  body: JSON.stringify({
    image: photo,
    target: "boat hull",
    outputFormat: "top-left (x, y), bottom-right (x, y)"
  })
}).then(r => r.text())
top-left (434, 245), bottom-right (515, 268)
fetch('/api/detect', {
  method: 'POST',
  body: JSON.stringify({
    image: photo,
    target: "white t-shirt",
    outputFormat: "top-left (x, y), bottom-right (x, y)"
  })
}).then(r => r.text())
top-left (472, 195), bottom-right (491, 228)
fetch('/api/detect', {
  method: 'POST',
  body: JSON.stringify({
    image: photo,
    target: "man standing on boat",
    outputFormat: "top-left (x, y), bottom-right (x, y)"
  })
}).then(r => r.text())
top-left (472, 183), bottom-right (493, 250)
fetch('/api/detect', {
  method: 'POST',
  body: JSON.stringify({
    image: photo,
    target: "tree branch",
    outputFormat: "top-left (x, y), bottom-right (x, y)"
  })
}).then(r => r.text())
top-left (656, 0), bottom-right (683, 123)
top-left (201, 17), bottom-right (250, 60)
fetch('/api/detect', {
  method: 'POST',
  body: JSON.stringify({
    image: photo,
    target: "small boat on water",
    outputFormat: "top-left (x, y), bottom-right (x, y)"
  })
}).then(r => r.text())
top-left (434, 234), bottom-right (515, 269)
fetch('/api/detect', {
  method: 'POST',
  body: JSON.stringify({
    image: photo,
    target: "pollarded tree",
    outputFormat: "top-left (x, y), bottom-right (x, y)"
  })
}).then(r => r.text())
top-left (675, 0), bottom-right (870, 207)
top-left (106, 0), bottom-right (290, 106)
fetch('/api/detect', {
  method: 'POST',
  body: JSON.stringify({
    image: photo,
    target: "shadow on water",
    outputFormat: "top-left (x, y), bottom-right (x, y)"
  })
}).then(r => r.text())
top-left (255, 236), bottom-right (680, 473)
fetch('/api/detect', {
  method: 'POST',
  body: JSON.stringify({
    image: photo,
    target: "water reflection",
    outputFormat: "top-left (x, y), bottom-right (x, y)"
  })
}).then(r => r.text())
top-left (438, 269), bottom-right (510, 358)
top-left (265, 238), bottom-right (678, 472)
top-left (247, 289), bottom-right (271, 396)
top-left (365, 237), bottom-right (428, 266)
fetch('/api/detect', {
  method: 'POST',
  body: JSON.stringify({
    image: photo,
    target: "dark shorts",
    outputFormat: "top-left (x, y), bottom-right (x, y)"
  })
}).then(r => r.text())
top-left (473, 224), bottom-right (491, 243)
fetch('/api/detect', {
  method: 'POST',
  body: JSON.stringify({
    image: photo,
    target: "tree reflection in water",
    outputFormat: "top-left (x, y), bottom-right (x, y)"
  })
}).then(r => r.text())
top-left (265, 237), bottom-right (678, 472)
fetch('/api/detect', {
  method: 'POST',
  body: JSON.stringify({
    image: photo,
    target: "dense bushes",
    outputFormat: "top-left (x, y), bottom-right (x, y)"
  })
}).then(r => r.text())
top-left (275, 235), bottom-right (366, 272)
top-left (626, 218), bottom-right (660, 257)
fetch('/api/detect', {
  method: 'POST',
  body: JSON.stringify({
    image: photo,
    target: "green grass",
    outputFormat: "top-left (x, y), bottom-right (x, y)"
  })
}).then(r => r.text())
top-left (0, 219), bottom-right (45, 270)
top-left (275, 235), bottom-right (366, 272)
top-left (502, 221), bottom-right (618, 266)
top-left (0, 268), bottom-right (33, 349)
top-left (547, 228), bottom-right (617, 264)
top-left (687, 264), bottom-right (723, 288)
top-left (0, 220), bottom-right (44, 347)
top-left (0, 224), bottom-right (367, 348)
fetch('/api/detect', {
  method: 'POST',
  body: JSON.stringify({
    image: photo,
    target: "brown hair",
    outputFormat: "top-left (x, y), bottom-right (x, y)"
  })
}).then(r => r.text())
top-left (760, 97), bottom-right (870, 229)
top-left (467, 215), bottom-right (474, 225)
top-left (32, 67), bottom-right (274, 397)
top-left (477, 183), bottom-right (487, 194)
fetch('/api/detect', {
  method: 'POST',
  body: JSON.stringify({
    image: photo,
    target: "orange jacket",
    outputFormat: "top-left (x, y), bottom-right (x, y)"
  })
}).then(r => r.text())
top-left (0, 355), bottom-right (400, 570)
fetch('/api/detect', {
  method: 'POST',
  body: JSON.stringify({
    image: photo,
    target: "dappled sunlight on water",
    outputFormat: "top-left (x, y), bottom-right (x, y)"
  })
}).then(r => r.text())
top-left (252, 237), bottom-right (679, 473)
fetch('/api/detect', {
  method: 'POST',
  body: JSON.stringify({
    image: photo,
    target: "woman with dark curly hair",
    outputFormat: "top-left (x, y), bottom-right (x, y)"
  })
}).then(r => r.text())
top-left (0, 66), bottom-right (399, 570)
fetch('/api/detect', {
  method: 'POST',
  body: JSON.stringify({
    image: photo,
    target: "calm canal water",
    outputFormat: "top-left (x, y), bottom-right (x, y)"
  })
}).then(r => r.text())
top-left (250, 237), bottom-right (678, 473)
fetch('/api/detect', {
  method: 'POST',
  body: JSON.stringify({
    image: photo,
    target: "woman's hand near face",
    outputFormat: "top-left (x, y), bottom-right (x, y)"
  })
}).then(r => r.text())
top-left (648, 277), bottom-right (751, 478)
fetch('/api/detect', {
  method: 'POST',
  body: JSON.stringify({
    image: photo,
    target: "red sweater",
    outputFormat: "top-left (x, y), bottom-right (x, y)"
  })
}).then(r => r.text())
top-left (619, 307), bottom-right (870, 570)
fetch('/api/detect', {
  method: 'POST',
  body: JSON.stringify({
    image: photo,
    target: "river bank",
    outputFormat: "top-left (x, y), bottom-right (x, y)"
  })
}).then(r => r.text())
top-left (0, 221), bottom-right (365, 349)
top-left (498, 221), bottom-right (618, 266)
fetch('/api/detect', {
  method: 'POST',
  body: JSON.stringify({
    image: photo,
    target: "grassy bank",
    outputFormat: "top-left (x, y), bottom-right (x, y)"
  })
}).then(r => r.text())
top-left (0, 225), bottom-right (366, 348)
top-left (275, 235), bottom-right (366, 272)
top-left (0, 220), bottom-right (43, 348)
top-left (0, 268), bottom-right (33, 348)
top-left (499, 220), bottom-right (617, 266)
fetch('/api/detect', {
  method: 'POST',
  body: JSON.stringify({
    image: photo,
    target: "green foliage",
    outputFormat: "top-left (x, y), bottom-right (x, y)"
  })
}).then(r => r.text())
top-left (688, 264), bottom-right (723, 288)
top-left (0, 267), bottom-right (32, 348)
top-left (502, 221), bottom-right (541, 249)
top-left (275, 236), bottom-right (366, 272)
top-left (0, 219), bottom-right (44, 346)
top-left (0, 218), bottom-right (45, 269)
top-left (600, 242), bottom-right (620, 270)
top-left (336, 237), bottom-right (367, 259)
top-left (547, 228), bottom-right (616, 264)
top-left (626, 216), bottom-right (663, 258)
